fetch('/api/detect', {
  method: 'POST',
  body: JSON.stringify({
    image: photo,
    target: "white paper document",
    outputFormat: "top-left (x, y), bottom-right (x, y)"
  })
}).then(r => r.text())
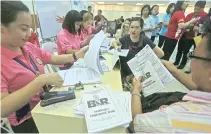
top-left (72, 86), bottom-right (132, 133)
top-left (100, 37), bottom-right (111, 53)
top-left (58, 68), bottom-right (101, 86)
top-left (58, 31), bottom-right (110, 86)
top-left (84, 31), bottom-right (106, 75)
top-left (108, 49), bottom-right (129, 57)
top-left (128, 61), bottom-right (164, 96)
top-left (128, 45), bottom-right (174, 86)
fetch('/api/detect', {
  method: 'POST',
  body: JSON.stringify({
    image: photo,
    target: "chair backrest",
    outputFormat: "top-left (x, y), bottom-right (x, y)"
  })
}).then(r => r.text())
top-left (41, 42), bottom-right (57, 54)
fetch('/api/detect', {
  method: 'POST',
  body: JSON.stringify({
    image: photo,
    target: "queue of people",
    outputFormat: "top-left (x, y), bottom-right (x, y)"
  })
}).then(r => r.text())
top-left (1, 0), bottom-right (211, 133)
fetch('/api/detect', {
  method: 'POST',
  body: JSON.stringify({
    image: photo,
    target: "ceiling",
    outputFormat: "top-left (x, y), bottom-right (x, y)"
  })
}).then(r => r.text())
top-left (94, 0), bottom-right (211, 7)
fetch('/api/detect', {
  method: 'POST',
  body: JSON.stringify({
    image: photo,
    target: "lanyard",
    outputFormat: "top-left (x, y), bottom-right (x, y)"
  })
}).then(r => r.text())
top-left (13, 55), bottom-right (40, 76)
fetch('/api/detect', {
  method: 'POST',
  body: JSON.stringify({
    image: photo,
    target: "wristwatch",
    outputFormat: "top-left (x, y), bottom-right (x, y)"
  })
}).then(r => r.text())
top-left (73, 52), bottom-right (78, 61)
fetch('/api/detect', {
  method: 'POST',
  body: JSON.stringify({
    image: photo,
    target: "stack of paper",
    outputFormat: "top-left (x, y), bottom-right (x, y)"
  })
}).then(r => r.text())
top-left (58, 68), bottom-right (101, 86)
top-left (72, 86), bottom-right (132, 133)
top-left (100, 38), bottom-right (111, 53)
top-left (58, 31), bottom-right (108, 86)
top-left (71, 59), bottom-right (110, 72)
top-left (127, 45), bottom-right (174, 96)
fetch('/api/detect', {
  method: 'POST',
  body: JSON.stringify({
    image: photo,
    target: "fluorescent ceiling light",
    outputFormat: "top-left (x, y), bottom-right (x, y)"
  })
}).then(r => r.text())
top-left (97, 2), bottom-right (104, 4)
top-left (157, 4), bottom-right (165, 5)
top-left (117, 2), bottom-right (124, 5)
top-left (136, 3), bottom-right (143, 5)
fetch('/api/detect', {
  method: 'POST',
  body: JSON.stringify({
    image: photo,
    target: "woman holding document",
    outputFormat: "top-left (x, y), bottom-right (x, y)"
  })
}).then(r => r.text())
top-left (112, 17), bottom-right (164, 89)
top-left (1, 1), bottom-right (88, 133)
top-left (57, 10), bottom-right (93, 55)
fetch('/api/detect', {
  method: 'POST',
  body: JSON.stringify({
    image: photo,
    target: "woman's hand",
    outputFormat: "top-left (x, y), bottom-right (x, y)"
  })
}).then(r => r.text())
top-left (56, 16), bottom-right (65, 23)
top-left (76, 46), bottom-right (89, 59)
top-left (132, 77), bottom-right (142, 93)
top-left (37, 73), bottom-right (64, 86)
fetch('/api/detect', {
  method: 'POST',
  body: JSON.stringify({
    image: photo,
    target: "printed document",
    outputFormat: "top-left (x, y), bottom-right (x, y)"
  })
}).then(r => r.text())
top-left (83, 87), bottom-right (126, 133)
top-left (128, 45), bottom-right (174, 86)
top-left (58, 68), bottom-right (101, 86)
top-left (84, 31), bottom-right (106, 75)
top-left (128, 61), bottom-right (164, 96)
top-left (72, 86), bottom-right (132, 132)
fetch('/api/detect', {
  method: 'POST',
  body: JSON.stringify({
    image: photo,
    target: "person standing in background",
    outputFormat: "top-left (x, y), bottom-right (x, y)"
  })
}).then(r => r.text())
top-left (88, 6), bottom-right (93, 17)
top-left (174, 1), bottom-right (207, 69)
top-left (94, 10), bottom-right (106, 26)
top-left (150, 5), bottom-right (162, 42)
top-left (158, 3), bottom-right (175, 48)
top-left (162, 0), bottom-right (198, 61)
top-left (117, 16), bottom-right (125, 29)
top-left (141, 5), bottom-right (156, 39)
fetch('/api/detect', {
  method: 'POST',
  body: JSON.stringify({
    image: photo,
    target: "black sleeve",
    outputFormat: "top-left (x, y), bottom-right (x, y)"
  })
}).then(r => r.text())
top-left (119, 35), bottom-right (129, 49)
top-left (143, 36), bottom-right (156, 49)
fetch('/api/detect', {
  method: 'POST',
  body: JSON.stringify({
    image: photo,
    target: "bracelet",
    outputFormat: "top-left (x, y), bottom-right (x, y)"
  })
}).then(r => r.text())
top-left (73, 52), bottom-right (78, 61)
top-left (131, 93), bottom-right (142, 97)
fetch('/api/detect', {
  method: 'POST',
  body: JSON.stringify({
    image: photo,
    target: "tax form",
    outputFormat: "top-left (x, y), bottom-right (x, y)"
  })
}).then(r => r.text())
top-left (128, 45), bottom-right (174, 86)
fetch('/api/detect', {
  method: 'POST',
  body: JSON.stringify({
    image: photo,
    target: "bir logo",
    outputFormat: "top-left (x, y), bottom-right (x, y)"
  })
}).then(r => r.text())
top-left (87, 95), bottom-right (109, 108)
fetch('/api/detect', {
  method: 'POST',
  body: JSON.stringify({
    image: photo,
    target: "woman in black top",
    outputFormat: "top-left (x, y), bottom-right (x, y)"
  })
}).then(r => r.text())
top-left (112, 17), bottom-right (164, 78)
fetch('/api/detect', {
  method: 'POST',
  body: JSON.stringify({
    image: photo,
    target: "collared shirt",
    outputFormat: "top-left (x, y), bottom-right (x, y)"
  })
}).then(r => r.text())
top-left (159, 13), bottom-right (171, 36)
top-left (80, 25), bottom-right (95, 43)
top-left (134, 90), bottom-right (211, 133)
top-left (151, 15), bottom-right (160, 36)
top-left (184, 11), bottom-right (207, 39)
top-left (56, 29), bottom-right (81, 55)
top-left (1, 42), bottom-right (52, 126)
top-left (142, 16), bottom-right (155, 38)
top-left (166, 11), bottom-right (185, 40)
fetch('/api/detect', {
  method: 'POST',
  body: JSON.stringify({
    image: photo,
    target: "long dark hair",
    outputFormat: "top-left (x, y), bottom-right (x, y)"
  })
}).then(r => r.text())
top-left (141, 4), bottom-right (151, 17)
top-left (171, 0), bottom-right (185, 16)
top-left (166, 3), bottom-right (176, 14)
top-left (62, 10), bottom-right (83, 34)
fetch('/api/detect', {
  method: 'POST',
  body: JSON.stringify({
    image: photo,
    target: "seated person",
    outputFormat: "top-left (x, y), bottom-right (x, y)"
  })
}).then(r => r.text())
top-left (1, 1), bottom-right (88, 133)
top-left (131, 19), bottom-right (211, 133)
top-left (79, 10), bottom-right (101, 44)
top-left (112, 17), bottom-right (164, 78)
top-left (115, 20), bottom-right (130, 40)
top-left (57, 10), bottom-right (90, 55)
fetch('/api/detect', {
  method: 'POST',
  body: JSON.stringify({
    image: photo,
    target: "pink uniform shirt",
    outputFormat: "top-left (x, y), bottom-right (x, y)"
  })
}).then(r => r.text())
top-left (80, 25), bottom-right (95, 42)
top-left (1, 42), bottom-right (52, 126)
top-left (56, 29), bottom-right (81, 55)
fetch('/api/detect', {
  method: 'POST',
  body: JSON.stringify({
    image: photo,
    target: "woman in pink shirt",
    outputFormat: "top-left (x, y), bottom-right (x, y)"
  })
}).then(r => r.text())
top-left (79, 10), bottom-right (102, 43)
top-left (57, 10), bottom-right (91, 55)
top-left (1, 1), bottom-right (88, 133)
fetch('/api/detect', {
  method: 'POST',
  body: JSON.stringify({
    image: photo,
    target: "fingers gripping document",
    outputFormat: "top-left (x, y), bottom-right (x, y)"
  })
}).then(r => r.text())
top-left (58, 31), bottom-right (109, 86)
top-left (127, 45), bottom-right (174, 96)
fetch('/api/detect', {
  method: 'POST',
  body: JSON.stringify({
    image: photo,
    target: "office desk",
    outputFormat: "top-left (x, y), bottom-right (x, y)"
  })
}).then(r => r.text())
top-left (31, 54), bottom-right (126, 133)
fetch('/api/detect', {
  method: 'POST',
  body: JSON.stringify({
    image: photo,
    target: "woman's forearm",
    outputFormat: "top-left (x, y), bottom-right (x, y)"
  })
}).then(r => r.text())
top-left (132, 90), bottom-right (142, 119)
top-left (65, 48), bottom-right (79, 54)
top-left (1, 77), bottom-right (44, 117)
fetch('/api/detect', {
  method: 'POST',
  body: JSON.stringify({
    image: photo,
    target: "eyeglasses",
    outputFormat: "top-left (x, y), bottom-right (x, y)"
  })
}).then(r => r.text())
top-left (188, 51), bottom-right (211, 62)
